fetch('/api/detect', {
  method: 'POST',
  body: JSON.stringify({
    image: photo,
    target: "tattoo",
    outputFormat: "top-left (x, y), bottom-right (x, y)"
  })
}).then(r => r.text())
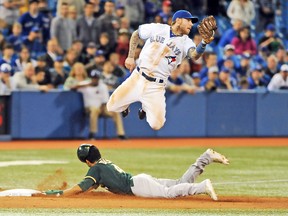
top-left (188, 46), bottom-right (203, 60)
top-left (128, 30), bottom-right (140, 58)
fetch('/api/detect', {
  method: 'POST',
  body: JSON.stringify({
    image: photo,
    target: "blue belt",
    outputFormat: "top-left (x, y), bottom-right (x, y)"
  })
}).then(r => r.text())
top-left (136, 67), bottom-right (164, 83)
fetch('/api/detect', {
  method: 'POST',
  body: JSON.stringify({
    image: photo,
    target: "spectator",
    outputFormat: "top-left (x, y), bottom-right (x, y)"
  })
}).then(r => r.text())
top-left (117, 0), bottom-right (144, 30)
top-left (43, 39), bottom-right (62, 70)
top-left (0, 32), bottom-right (6, 55)
top-left (191, 72), bottom-right (204, 92)
top-left (0, 44), bottom-right (15, 70)
top-left (263, 54), bottom-right (279, 82)
top-left (13, 62), bottom-right (50, 91)
top-left (38, 0), bottom-right (52, 45)
top-left (63, 48), bottom-right (78, 73)
top-left (90, 0), bottom-right (102, 18)
top-left (63, 62), bottom-right (90, 90)
top-left (21, 26), bottom-right (46, 59)
top-left (258, 24), bottom-right (284, 55)
top-left (6, 22), bottom-right (23, 52)
top-left (0, 0), bottom-right (25, 31)
top-left (218, 19), bottom-right (244, 49)
top-left (226, 0), bottom-right (255, 26)
top-left (12, 46), bottom-right (37, 73)
top-left (0, 63), bottom-right (13, 95)
top-left (96, 32), bottom-right (114, 60)
top-left (216, 67), bottom-right (238, 90)
top-left (71, 39), bottom-right (86, 63)
top-left (76, 2), bottom-right (99, 48)
top-left (35, 55), bottom-right (52, 85)
top-left (217, 44), bottom-right (238, 71)
top-left (231, 26), bottom-right (257, 56)
top-left (77, 69), bottom-right (126, 140)
top-left (276, 48), bottom-right (287, 69)
top-left (178, 59), bottom-right (193, 86)
top-left (50, 2), bottom-right (76, 52)
top-left (109, 52), bottom-right (127, 79)
top-left (85, 49), bottom-right (106, 74)
top-left (267, 64), bottom-right (288, 91)
top-left (97, 0), bottom-right (120, 49)
top-left (115, 29), bottom-right (130, 67)
top-left (115, 4), bottom-right (125, 19)
top-left (238, 76), bottom-right (249, 90)
top-left (199, 52), bottom-right (218, 79)
top-left (247, 65), bottom-right (268, 89)
top-left (56, 0), bottom-right (85, 19)
top-left (119, 17), bottom-right (133, 34)
top-left (236, 53), bottom-right (252, 78)
top-left (51, 56), bottom-right (68, 89)
top-left (100, 61), bottom-right (119, 91)
top-left (82, 42), bottom-right (97, 65)
top-left (157, 0), bottom-right (173, 24)
top-left (256, 0), bottom-right (281, 33)
top-left (200, 66), bottom-right (219, 92)
top-left (18, 0), bottom-right (43, 37)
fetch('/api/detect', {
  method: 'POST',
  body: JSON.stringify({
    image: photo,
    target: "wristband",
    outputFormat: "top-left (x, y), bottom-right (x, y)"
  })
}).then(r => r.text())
top-left (196, 41), bottom-right (207, 54)
top-left (44, 189), bottom-right (63, 196)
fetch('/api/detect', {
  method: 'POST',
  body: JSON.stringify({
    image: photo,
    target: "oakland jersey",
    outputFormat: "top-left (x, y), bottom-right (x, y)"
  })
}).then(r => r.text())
top-left (78, 158), bottom-right (133, 195)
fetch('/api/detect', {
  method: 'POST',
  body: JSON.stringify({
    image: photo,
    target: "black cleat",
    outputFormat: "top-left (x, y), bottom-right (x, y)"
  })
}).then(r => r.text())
top-left (138, 108), bottom-right (146, 120)
top-left (118, 135), bottom-right (128, 140)
top-left (121, 108), bottom-right (129, 118)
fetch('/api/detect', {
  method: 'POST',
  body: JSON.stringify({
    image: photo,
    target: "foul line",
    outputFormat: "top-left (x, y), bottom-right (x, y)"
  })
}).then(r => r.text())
top-left (214, 179), bottom-right (288, 185)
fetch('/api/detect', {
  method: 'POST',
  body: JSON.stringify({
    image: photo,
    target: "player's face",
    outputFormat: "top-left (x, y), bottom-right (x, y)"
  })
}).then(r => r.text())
top-left (180, 18), bottom-right (193, 35)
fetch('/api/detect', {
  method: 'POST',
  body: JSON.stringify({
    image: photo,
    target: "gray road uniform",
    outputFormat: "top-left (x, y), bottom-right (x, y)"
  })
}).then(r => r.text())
top-left (78, 149), bottom-right (228, 199)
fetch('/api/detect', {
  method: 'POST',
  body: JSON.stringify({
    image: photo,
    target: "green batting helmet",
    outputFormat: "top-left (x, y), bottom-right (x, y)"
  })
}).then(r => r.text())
top-left (77, 144), bottom-right (101, 163)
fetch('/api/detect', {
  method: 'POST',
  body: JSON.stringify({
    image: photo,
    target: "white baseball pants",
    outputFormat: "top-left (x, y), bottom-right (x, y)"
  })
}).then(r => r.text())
top-left (107, 70), bottom-right (166, 130)
top-left (130, 151), bottom-right (213, 198)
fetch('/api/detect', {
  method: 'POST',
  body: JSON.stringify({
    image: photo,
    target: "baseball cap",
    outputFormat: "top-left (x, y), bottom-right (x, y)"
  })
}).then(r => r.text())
top-left (90, 69), bottom-right (101, 78)
top-left (280, 64), bottom-right (288, 72)
top-left (172, 10), bottom-right (198, 23)
top-left (208, 66), bottom-right (219, 73)
top-left (266, 24), bottom-right (275, 31)
top-left (191, 72), bottom-right (200, 78)
top-left (162, 0), bottom-right (172, 7)
top-left (116, 4), bottom-right (125, 9)
top-left (87, 42), bottom-right (96, 48)
top-left (224, 44), bottom-right (235, 51)
top-left (0, 63), bottom-right (12, 73)
top-left (250, 65), bottom-right (262, 72)
top-left (95, 50), bottom-right (104, 57)
top-left (220, 67), bottom-right (230, 73)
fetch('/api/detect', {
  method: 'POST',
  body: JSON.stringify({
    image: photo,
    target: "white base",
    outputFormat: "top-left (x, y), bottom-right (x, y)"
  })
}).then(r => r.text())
top-left (0, 189), bottom-right (41, 197)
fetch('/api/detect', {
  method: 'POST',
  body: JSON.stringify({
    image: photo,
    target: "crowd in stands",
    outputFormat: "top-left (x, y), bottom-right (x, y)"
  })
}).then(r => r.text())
top-left (0, 0), bottom-right (288, 97)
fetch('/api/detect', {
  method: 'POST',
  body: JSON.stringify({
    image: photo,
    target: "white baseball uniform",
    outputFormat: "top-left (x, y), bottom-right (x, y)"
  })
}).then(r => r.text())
top-left (107, 23), bottom-right (196, 130)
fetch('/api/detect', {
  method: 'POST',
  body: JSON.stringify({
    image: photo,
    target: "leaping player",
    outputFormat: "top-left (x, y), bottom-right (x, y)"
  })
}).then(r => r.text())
top-left (107, 10), bottom-right (217, 130)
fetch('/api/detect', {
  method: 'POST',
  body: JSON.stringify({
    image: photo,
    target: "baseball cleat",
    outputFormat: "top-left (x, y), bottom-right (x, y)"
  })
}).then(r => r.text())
top-left (206, 149), bottom-right (229, 165)
top-left (204, 179), bottom-right (218, 201)
top-left (138, 108), bottom-right (146, 120)
top-left (121, 108), bottom-right (130, 118)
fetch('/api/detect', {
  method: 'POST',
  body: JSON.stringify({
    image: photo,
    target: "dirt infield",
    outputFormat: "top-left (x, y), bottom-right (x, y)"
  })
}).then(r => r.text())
top-left (0, 138), bottom-right (288, 209)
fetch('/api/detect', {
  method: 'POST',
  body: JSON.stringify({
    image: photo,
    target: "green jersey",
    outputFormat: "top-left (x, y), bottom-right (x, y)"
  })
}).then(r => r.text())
top-left (78, 158), bottom-right (134, 195)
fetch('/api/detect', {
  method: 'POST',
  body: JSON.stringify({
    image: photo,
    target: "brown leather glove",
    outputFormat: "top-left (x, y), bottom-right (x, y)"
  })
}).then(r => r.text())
top-left (197, 16), bottom-right (217, 44)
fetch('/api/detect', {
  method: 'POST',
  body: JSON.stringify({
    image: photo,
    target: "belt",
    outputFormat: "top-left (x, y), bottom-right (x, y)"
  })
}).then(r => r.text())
top-left (137, 67), bottom-right (164, 83)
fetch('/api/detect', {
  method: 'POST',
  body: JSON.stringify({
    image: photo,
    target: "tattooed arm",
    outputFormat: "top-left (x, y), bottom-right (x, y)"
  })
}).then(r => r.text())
top-left (124, 30), bottom-right (143, 72)
top-left (187, 41), bottom-right (207, 60)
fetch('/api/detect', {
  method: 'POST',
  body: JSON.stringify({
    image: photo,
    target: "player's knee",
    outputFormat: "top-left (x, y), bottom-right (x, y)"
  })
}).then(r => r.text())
top-left (149, 118), bottom-right (166, 130)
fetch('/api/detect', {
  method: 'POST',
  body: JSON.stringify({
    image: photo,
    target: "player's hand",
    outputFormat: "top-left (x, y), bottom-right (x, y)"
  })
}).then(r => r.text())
top-left (125, 57), bottom-right (136, 72)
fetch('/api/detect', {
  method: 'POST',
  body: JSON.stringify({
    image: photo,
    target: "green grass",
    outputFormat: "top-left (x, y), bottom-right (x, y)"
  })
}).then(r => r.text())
top-left (1, 146), bottom-right (288, 215)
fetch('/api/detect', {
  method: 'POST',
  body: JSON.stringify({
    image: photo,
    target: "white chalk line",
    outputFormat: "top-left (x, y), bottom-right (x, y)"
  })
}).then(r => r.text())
top-left (214, 179), bottom-right (288, 185)
top-left (0, 160), bottom-right (68, 167)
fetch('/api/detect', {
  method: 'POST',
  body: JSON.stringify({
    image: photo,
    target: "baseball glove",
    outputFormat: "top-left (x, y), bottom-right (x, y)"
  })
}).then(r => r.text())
top-left (197, 16), bottom-right (217, 44)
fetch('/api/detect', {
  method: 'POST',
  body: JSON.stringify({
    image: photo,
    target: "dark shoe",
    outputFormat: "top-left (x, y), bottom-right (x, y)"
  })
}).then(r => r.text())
top-left (138, 108), bottom-right (146, 120)
top-left (121, 108), bottom-right (130, 118)
top-left (118, 135), bottom-right (128, 140)
top-left (88, 132), bottom-right (95, 140)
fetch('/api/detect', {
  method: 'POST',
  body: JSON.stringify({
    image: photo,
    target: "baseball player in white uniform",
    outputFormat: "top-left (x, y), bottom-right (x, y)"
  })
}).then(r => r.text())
top-left (107, 10), bottom-right (216, 130)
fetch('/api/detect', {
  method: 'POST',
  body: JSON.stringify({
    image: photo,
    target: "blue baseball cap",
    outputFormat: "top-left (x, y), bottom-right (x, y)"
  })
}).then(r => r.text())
top-left (0, 63), bottom-right (12, 73)
top-left (220, 67), bottom-right (230, 73)
top-left (266, 24), bottom-right (275, 31)
top-left (95, 50), bottom-right (105, 57)
top-left (191, 72), bottom-right (200, 78)
top-left (172, 10), bottom-right (198, 23)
